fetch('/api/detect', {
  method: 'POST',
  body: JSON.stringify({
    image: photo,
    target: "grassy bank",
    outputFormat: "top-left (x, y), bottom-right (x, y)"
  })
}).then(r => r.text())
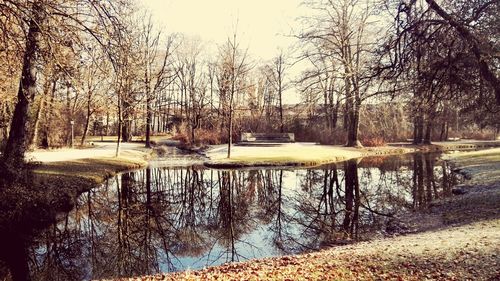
top-left (204, 144), bottom-right (413, 168)
top-left (32, 153), bottom-right (149, 194)
top-left (443, 148), bottom-right (500, 185)
top-left (392, 140), bottom-right (500, 152)
top-left (113, 148), bottom-right (500, 281)
top-left (203, 140), bottom-right (500, 168)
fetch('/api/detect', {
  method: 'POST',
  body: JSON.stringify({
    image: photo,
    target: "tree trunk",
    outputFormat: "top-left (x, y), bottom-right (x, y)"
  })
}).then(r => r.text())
top-left (2, 1), bottom-right (44, 169)
top-left (423, 120), bottom-right (432, 144)
top-left (41, 80), bottom-right (56, 149)
top-left (121, 99), bottom-right (132, 142)
top-left (29, 93), bottom-right (45, 150)
top-left (278, 82), bottom-right (284, 133)
top-left (227, 106), bottom-right (233, 158)
top-left (0, 103), bottom-right (10, 143)
top-left (413, 114), bottom-right (424, 144)
top-left (116, 97), bottom-right (122, 157)
top-left (439, 121), bottom-right (448, 141)
top-left (346, 94), bottom-right (362, 147)
top-left (227, 90), bottom-right (234, 158)
top-left (145, 94), bottom-right (152, 148)
top-left (65, 84), bottom-right (72, 146)
top-left (332, 101), bottom-right (339, 129)
top-left (80, 94), bottom-right (92, 146)
top-left (343, 102), bottom-right (350, 131)
top-left (105, 109), bottom-right (110, 136)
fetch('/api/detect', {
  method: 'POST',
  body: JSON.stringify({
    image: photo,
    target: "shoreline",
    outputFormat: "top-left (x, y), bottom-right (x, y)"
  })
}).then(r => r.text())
top-left (203, 140), bottom-right (500, 168)
top-left (28, 141), bottom-right (500, 184)
top-left (31, 148), bottom-right (151, 194)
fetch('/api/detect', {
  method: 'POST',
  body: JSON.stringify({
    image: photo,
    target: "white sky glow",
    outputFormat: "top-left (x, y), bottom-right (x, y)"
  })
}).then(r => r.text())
top-left (139, 0), bottom-right (304, 61)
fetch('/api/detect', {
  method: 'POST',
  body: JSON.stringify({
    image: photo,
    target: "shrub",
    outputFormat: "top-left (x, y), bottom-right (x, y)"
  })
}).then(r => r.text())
top-left (194, 129), bottom-right (221, 145)
top-left (171, 132), bottom-right (189, 145)
top-left (461, 130), bottom-right (495, 140)
top-left (361, 136), bottom-right (386, 147)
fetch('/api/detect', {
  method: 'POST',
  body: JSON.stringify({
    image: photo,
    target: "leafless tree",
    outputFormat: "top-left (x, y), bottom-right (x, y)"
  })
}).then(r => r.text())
top-left (299, 0), bottom-right (380, 147)
top-left (265, 51), bottom-right (290, 133)
top-left (217, 31), bottom-right (251, 158)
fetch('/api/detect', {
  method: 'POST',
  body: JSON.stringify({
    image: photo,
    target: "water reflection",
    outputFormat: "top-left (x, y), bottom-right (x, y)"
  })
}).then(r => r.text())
top-left (0, 153), bottom-right (459, 280)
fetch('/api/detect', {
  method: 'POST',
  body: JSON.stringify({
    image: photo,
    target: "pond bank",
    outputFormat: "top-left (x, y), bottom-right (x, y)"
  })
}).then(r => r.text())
top-left (109, 148), bottom-right (500, 281)
top-left (203, 140), bottom-right (500, 168)
top-left (203, 143), bottom-right (413, 168)
top-left (28, 140), bottom-right (500, 186)
top-left (31, 143), bottom-right (151, 194)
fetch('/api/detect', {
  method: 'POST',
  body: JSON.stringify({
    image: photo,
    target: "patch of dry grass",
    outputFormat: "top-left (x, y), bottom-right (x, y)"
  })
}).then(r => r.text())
top-left (444, 148), bottom-right (500, 185)
top-left (32, 156), bottom-right (148, 192)
top-left (204, 144), bottom-right (413, 168)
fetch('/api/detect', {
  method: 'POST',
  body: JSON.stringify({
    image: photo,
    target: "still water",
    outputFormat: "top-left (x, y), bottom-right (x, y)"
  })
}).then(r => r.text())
top-left (3, 153), bottom-right (459, 280)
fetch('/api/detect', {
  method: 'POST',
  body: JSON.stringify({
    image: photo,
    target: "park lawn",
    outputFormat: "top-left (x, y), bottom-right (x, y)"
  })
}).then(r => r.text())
top-left (204, 144), bottom-right (413, 168)
top-left (443, 148), bottom-right (500, 185)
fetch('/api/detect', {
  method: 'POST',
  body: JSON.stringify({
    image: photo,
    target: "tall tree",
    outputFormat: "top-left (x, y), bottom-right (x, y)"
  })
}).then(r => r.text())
top-left (0, 0), bottom-right (128, 170)
top-left (217, 31), bottom-right (250, 158)
top-left (424, 0), bottom-right (500, 105)
top-left (140, 16), bottom-right (177, 148)
top-left (299, 0), bottom-right (380, 147)
top-left (2, 1), bottom-right (45, 169)
top-left (267, 51), bottom-right (289, 133)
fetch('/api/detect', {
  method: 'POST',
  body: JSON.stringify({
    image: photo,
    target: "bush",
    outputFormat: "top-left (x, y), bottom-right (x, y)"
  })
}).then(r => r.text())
top-left (171, 132), bottom-right (189, 145)
top-left (461, 130), bottom-right (495, 140)
top-left (194, 129), bottom-right (221, 145)
top-left (361, 136), bottom-right (386, 147)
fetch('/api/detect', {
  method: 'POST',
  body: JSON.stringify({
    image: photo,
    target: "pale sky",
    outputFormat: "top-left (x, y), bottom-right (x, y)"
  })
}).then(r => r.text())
top-left (139, 0), bottom-right (305, 61)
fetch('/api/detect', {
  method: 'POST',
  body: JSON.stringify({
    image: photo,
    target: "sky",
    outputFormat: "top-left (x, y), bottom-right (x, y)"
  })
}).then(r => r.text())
top-left (138, 0), bottom-right (305, 61)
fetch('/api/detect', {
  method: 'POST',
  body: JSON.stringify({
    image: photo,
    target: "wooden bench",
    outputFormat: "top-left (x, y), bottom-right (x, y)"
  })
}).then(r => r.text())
top-left (240, 132), bottom-right (295, 143)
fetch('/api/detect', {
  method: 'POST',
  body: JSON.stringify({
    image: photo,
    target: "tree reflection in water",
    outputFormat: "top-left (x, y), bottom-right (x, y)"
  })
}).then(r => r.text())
top-left (0, 153), bottom-right (459, 280)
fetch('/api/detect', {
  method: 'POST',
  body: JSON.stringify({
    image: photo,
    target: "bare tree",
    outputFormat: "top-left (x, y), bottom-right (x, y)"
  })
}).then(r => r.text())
top-left (139, 15), bottom-right (178, 148)
top-left (424, 0), bottom-right (500, 105)
top-left (217, 31), bottom-right (250, 158)
top-left (299, 0), bottom-right (379, 147)
top-left (266, 51), bottom-right (289, 133)
top-left (0, 0), bottom-right (130, 171)
top-left (378, 0), bottom-right (499, 143)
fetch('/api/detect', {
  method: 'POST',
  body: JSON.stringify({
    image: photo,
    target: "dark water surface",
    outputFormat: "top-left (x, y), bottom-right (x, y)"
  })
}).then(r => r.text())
top-left (0, 153), bottom-right (460, 280)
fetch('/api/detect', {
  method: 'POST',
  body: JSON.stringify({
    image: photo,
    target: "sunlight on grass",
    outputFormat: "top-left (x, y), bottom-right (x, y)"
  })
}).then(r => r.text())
top-left (32, 157), bottom-right (148, 190)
